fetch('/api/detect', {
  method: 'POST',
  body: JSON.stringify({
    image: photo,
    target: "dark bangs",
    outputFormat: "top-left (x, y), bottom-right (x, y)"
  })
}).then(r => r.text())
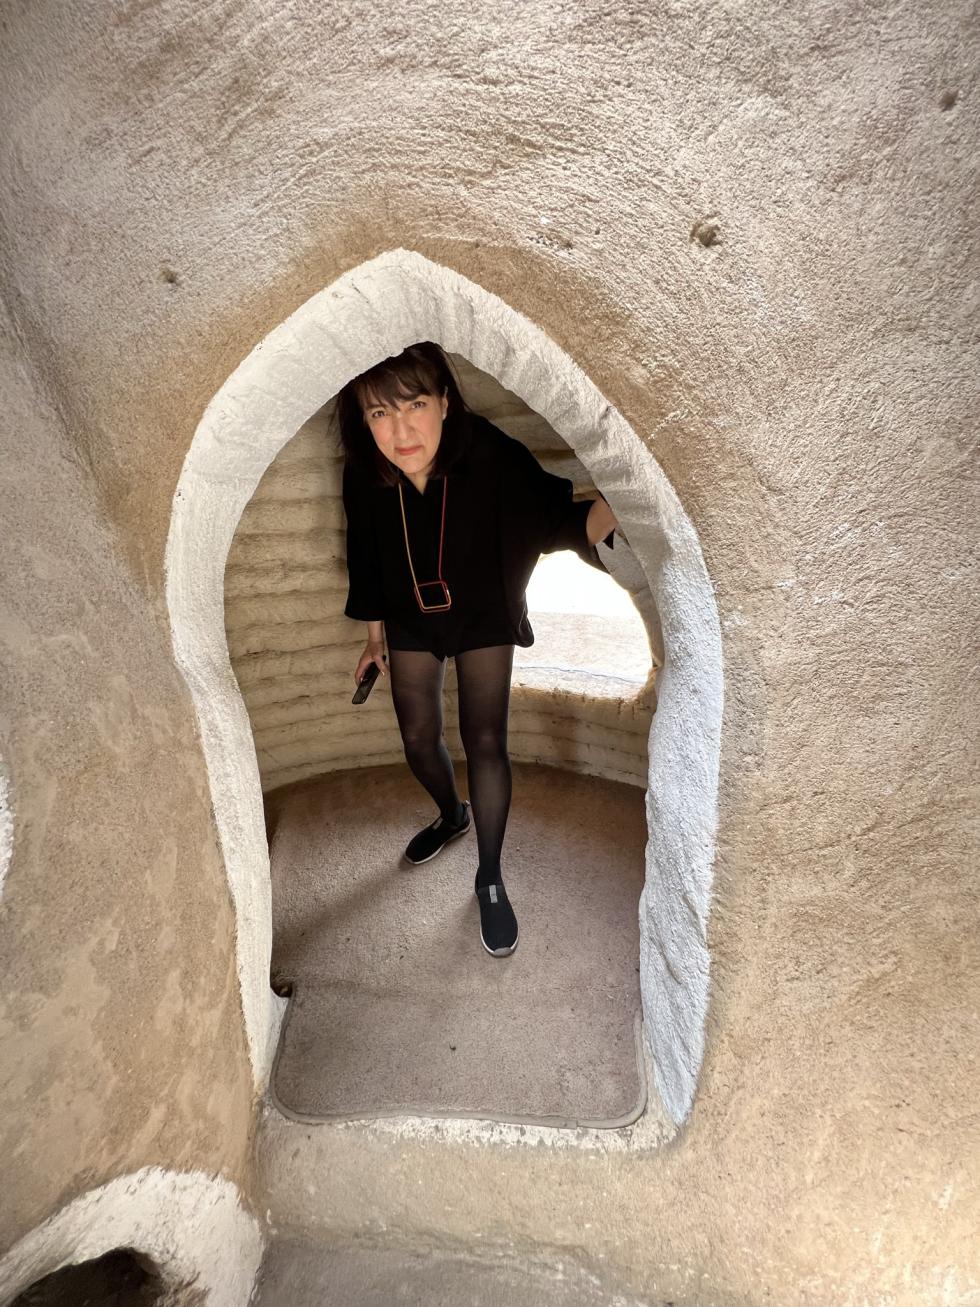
top-left (331, 341), bottom-right (473, 487)
top-left (357, 353), bottom-right (442, 414)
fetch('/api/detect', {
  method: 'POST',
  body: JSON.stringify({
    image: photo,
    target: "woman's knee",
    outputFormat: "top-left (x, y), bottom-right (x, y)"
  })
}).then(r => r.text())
top-left (460, 725), bottom-right (509, 764)
top-left (400, 724), bottom-right (444, 761)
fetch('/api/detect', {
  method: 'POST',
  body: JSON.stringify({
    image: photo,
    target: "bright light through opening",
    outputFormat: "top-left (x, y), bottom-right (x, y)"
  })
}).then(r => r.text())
top-left (515, 551), bottom-right (652, 683)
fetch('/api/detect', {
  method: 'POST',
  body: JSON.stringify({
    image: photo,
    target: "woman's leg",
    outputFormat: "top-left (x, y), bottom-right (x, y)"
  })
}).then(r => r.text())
top-left (454, 644), bottom-right (515, 888)
top-left (387, 647), bottom-right (465, 824)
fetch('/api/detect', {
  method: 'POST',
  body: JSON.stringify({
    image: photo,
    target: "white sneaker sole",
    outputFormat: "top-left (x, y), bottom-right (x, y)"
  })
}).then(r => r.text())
top-left (481, 925), bottom-right (519, 958)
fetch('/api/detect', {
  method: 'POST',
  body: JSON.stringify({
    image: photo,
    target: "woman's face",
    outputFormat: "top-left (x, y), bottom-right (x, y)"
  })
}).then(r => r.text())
top-left (360, 385), bottom-right (449, 479)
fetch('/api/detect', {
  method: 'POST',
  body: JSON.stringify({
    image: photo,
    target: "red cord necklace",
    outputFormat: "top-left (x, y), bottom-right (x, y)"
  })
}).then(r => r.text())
top-left (397, 477), bottom-right (452, 612)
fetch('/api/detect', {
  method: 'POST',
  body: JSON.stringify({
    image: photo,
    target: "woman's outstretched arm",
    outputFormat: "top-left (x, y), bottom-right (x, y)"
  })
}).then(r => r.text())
top-left (499, 432), bottom-right (619, 569)
top-left (586, 494), bottom-right (618, 546)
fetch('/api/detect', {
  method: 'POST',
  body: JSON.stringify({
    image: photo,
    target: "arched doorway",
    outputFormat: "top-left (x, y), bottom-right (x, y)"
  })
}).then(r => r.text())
top-left (164, 249), bottom-right (723, 1124)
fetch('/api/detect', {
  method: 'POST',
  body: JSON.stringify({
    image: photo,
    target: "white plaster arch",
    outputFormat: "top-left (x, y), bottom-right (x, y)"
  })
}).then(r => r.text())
top-left (0, 1167), bottom-right (262, 1307)
top-left (164, 248), bottom-right (723, 1123)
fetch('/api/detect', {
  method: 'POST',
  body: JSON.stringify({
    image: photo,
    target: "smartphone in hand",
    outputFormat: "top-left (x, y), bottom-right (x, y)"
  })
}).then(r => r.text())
top-left (352, 657), bottom-right (386, 705)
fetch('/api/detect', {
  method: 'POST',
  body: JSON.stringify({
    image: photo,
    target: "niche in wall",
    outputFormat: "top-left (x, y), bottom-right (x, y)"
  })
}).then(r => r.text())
top-left (10, 1248), bottom-right (165, 1306)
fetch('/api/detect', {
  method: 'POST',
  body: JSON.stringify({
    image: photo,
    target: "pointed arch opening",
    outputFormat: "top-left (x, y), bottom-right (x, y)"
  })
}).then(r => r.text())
top-left (164, 248), bottom-right (723, 1123)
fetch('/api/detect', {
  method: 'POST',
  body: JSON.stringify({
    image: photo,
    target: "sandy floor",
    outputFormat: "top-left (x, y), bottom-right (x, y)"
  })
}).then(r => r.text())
top-left (268, 762), bottom-right (647, 1126)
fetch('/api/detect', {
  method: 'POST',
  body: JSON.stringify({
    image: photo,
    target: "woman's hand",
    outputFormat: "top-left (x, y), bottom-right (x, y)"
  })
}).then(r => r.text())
top-left (586, 495), bottom-right (618, 547)
top-left (354, 638), bottom-right (388, 686)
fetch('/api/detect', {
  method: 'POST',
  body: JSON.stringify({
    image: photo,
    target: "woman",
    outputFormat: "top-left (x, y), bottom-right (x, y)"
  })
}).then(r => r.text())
top-left (335, 342), bottom-right (618, 958)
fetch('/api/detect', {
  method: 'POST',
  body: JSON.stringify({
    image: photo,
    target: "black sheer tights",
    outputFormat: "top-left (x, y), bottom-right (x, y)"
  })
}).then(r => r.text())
top-left (388, 644), bottom-right (515, 888)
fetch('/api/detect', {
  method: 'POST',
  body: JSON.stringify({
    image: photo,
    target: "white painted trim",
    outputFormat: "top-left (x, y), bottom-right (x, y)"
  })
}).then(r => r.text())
top-left (164, 248), bottom-right (722, 1120)
top-left (0, 1168), bottom-right (263, 1307)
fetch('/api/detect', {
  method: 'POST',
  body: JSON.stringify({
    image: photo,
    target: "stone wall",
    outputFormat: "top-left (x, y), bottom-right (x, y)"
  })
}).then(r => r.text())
top-left (0, 303), bottom-right (254, 1275)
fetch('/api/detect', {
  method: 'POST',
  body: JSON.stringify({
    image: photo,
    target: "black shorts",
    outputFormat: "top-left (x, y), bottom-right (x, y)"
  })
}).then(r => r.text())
top-left (383, 612), bottom-right (525, 661)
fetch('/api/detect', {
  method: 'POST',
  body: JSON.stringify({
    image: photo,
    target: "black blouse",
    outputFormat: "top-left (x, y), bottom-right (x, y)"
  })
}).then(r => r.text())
top-left (342, 413), bottom-right (615, 659)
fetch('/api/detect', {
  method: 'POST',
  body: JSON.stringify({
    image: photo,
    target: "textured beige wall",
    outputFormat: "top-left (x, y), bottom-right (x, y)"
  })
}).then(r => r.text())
top-left (1, 0), bottom-right (977, 1301)
top-left (0, 304), bottom-right (253, 1254)
top-left (225, 353), bottom-right (655, 792)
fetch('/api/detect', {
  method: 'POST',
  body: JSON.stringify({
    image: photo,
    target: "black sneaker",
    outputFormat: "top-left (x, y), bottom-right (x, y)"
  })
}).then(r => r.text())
top-left (475, 878), bottom-right (519, 957)
top-left (404, 801), bottom-right (471, 865)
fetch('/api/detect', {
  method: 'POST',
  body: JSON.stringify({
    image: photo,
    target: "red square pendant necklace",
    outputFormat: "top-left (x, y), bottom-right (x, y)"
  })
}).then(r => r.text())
top-left (397, 477), bottom-right (452, 613)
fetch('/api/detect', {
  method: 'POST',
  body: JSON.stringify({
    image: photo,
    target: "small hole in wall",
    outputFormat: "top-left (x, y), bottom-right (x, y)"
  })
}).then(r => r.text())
top-left (938, 89), bottom-right (958, 110)
top-left (11, 1248), bottom-right (170, 1306)
top-left (690, 215), bottom-right (722, 248)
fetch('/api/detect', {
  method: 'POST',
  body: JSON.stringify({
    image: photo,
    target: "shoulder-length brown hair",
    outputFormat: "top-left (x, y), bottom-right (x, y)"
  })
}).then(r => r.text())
top-left (331, 341), bottom-right (473, 487)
